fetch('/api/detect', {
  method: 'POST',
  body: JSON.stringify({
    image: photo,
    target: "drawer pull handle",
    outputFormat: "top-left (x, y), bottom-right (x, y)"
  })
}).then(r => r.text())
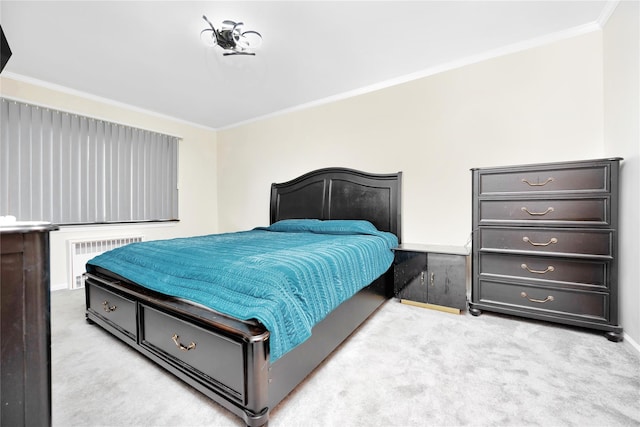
top-left (521, 177), bottom-right (554, 187)
top-left (522, 236), bottom-right (558, 247)
top-left (520, 292), bottom-right (554, 304)
top-left (102, 301), bottom-right (117, 312)
top-left (430, 272), bottom-right (435, 287)
top-left (521, 206), bottom-right (554, 216)
top-left (172, 334), bottom-right (196, 352)
top-left (521, 264), bottom-right (555, 274)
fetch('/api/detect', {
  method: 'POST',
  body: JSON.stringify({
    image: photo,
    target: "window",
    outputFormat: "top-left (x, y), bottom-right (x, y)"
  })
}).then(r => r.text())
top-left (0, 98), bottom-right (179, 225)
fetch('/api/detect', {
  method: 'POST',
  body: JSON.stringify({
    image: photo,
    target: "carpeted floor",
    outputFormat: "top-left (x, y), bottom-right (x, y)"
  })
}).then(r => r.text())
top-left (51, 289), bottom-right (640, 427)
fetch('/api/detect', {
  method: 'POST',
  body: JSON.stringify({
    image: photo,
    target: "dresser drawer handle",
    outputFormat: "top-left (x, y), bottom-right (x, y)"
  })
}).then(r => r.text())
top-left (520, 292), bottom-right (554, 304)
top-left (521, 264), bottom-right (555, 274)
top-left (521, 206), bottom-right (554, 216)
top-left (521, 177), bottom-right (554, 187)
top-left (102, 301), bottom-right (117, 313)
top-left (522, 236), bottom-right (558, 247)
top-left (172, 334), bottom-right (196, 352)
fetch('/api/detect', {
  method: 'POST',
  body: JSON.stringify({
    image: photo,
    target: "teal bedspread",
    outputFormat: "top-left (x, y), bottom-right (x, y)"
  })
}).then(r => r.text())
top-left (87, 219), bottom-right (398, 361)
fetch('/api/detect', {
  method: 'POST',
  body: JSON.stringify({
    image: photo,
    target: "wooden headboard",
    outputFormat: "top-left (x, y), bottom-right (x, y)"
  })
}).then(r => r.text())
top-left (270, 168), bottom-right (402, 242)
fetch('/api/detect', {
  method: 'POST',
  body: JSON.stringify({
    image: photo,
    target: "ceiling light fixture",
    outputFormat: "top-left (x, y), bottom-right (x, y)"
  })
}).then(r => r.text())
top-left (200, 15), bottom-right (262, 56)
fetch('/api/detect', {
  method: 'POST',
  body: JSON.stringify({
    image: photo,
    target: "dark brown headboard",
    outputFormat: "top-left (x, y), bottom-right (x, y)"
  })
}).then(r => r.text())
top-left (270, 168), bottom-right (402, 242)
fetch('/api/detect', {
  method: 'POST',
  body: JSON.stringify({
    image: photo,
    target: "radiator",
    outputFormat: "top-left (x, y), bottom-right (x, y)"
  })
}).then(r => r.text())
top-left (68, 235), bottom-right (143, 289)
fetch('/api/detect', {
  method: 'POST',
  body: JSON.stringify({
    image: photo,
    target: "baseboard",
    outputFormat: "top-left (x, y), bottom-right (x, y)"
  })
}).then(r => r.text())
top-left (50, 282), bottom-right (68, 292)
top-left (400, 299), bottom-right (461, 315)
top-left (624, 332), bottom-right (640, 355)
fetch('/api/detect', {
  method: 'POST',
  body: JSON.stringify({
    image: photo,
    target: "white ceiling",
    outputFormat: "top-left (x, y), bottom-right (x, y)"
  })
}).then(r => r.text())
top-left (0, 1), bottom-right (612, 130)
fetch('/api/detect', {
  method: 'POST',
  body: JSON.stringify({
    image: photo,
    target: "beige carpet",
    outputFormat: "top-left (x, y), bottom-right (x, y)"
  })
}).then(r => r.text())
top-left (51, 289), bottom-right (640, 427)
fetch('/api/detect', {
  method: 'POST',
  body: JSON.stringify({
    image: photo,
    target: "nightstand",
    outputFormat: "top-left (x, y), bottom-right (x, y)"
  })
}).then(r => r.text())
top-left (393, 244), bottom-right (470, 314)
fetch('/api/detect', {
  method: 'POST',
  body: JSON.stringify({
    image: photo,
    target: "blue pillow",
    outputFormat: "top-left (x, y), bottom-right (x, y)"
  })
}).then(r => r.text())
top-left (257, 219), bottom-right (380, 235)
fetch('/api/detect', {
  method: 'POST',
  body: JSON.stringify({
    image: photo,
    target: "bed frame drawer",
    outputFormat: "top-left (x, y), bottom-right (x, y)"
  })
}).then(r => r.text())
top-left (86, 281), bottom-right (137, 340)
top-left (140, 305), bottom-right (245, 401)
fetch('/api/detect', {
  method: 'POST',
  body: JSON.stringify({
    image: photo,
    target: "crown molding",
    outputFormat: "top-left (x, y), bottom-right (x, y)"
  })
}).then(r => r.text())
top-left (220, 21), bottom-right (603, 131)
top-left (597, 1), bottom-right (621, 28)
top-left (0, 72), bottom-right (217, 132)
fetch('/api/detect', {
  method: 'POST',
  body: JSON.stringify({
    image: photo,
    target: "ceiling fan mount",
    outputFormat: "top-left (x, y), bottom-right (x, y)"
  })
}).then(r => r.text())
top-left (200, 15), bottom-right (262, 56)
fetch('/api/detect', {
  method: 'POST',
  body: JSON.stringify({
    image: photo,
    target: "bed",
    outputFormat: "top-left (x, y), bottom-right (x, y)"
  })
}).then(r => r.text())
top-left (84, 167), bottom-right (402, 426)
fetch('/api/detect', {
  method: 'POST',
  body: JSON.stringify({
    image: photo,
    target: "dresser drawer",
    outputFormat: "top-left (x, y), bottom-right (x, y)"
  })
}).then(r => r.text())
top-left (86, 282), bottom-right (137, 340)
top-left (140, 305), bottom-right (245, 400)
top-left (478, 198), bottom-right (610, 226)
top-left (477, 279), bottom-right (608, 322)
top-left (478, 164), bottom-right (609, 195)
top-left (478, 227), bottom-right (613, 257)
top-left (478, 253), bottom-right (608, 290)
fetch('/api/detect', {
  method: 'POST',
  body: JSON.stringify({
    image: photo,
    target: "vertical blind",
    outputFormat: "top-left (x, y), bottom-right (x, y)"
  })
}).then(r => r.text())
top-left (0, 98), bottom-right (179, 225)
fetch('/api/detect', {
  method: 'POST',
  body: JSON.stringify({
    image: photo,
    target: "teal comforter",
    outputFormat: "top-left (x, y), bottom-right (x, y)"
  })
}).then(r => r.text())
top-left (87, 219), bottom-right (398, 361)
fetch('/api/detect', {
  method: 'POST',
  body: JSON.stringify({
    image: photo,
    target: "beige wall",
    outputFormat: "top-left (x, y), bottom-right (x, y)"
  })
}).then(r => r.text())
top-left (218, 31), bottom-right (605, 248)
top-left (0, 76), bottom-right (219, 289)
top-left (603, 1), bottom-right (640, 347)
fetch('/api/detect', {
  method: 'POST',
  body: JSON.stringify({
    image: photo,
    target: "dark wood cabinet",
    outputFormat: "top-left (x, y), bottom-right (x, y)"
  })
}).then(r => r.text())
top-left (1, 222), bottom-right (57, 427)
top-left (393, 244), bottom-right (469, 314)
top-left (469, 158), bottom-right (623, 341)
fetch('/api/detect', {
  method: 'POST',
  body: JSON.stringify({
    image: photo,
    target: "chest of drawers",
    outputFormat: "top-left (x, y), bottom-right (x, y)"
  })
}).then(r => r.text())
top-left (469, 158), bottom-right (623, 341)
